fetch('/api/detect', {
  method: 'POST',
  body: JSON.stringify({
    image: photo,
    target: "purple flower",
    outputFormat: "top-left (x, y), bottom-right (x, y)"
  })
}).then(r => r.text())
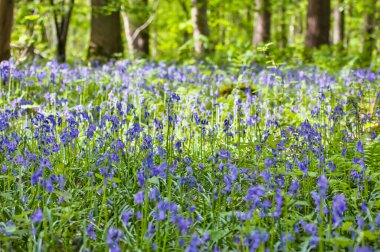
top-left (332, 194), bottom-right (347, 229)
top-left (134, 190), bottom-right (145, 205)
top-left (245, 186), bottom-right (266, 203)
top-left (355, 247), bottom-right (374, 252)
top-left (356, 141), bottom-right (364, 155)
top-left (86, 224), bottom-right (96, 240)
top-left (264, 158), bottom-right (275, 169)
top-left (148, 188), bottom-right (160, 201)
top-left (317, 175), bottom-right (329, 197)
top-left (43, 179), bottom-right (54, 193)
top-left (122, 211), bottom-right (133, 225)
top-left (1, 165), bottom-right (8, 173)
top-left (31, 168), bottom-right (43, 186)
top-left (31, 209), bottom-right (44, 224)
top-left (370, 132), bottom-right (377, 140)
top-left (260, 169), bottom-right (271, 183)
top-left (106, 227), bottom-right (124, 252)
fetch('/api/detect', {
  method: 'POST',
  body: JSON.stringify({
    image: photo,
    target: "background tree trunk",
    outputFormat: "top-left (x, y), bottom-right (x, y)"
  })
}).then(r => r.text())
top-left (333, 0), bottom-right (344, 46)
top-left (88, 0), bottom-right (123, 60)
top-left (279, 0), bottom-right (287, 48)
top-left (361, 0), bottom-right (376, 65)
top-left (0, 0), bottom-right (14, 62)
top-left (253, 0), bottom-right (271, 47)
top-left (305, 0), bottom-right (331, 48)
top-left (51, 0), bottom-right (74, 62)
top-left (123, 0), bottom-right (150, 59)
top-left (191, 0), bottom-right (209, 58)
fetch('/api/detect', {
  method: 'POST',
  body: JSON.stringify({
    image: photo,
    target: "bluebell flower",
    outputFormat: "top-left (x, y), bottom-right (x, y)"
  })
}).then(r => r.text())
top-left (106, 227), bottom-right (124, 252)
top-left (1, 165), bottom-right (8, 173)
top-left (31, 168), bottom-right (43, 186)
top-left (43, 179), bottom-right (54, 193)
top-left (145, 222), bottom-right (155, 238)
top-left (356, 141), bottom-right (364, 155)
top-left (134, 190), bottom-right (145, 205)
top-left (185, 234), bottom-right (201, 252)
top-left (355, 247), bottom-right (374, 252)
top-left (332, 194), bottom-right (347, 229)
top-left (122, 211), bottom-right (133, 226)
top-left (86, 224), bottom-right (96, 240)
top-left (149, 187), bottom-right (160, 201)
top-left (245, 186), bottom-right (266, 204)
top-left (317, 175), bottom-right (329, 197)
top-left (31, 209), bottom-right (44, 224)
top-left (260, 169), bottom-right (271, 184)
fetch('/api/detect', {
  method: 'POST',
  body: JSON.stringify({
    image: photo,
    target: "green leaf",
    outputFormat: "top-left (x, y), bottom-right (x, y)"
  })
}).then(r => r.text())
top-left (341, 221), bottom-right (353, 231)
top-left (147, 176), bottom-right (159, 185)
top-left (24, 14), bottom-right (40, 21)
top-left (363, 230), bottom-right (379, 241)
top-left (113, 177), bottom-right (121, 183)
top-left (95, 173), bottom-right (104, 180)
top-left (210, 230), bottom-right (229, 243)
top-left (328, 236), bottom-right (354, 247)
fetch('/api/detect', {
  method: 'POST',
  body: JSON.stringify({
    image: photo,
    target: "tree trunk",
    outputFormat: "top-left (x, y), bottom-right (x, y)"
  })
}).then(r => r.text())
top-left (361, 0), bottom-right (376, 65)
top-left (123, 0), bottom-right (150, 59)
top-left (57, 39), bottom-right (67, 62)
top-left (289, 16), bottom-right (295, 44)
top-left (0, 0), bottom-right (14, 62)
top-left (279, 0), bottom-right (287, 48)
top-left (333, 0), bottom-right (344, 45)
top-left (305, 0), bottom-right (331, 48)
top-left (191, 0), bottom-right (209, 58)
top-left (51, 0), bottom-right (74, 62)
top-left (253, 0), bottom-right (271, 47)
top-left (89, 0), bottom-right (123, 60)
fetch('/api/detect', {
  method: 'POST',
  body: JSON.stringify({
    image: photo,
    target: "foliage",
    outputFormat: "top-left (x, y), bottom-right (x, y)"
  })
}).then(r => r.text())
top-left (8, 0), bottom-right (380, 69)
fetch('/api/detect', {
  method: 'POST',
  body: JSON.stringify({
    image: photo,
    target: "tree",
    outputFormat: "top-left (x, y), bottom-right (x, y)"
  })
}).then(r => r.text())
top-left (88, 0), bottom-right (123, 60)
top-left (191, 0), bottom-right (209, 58)
top-left (253, 0), bottom-right (271, 47)
top-left (0, 0), bottom-right (14, 62)
top-left (122, 0), bottom-right (158, 60)
top-left (361, 0), bottom-right (376, 65)
top-left (50, 0), bottom-right (75, 62)
top-left (280, 1), bottom-right (287, 48)
top-left (305, 0), bottom-right (331, 48)
top-left (333, 0), bottom-right (344, 46)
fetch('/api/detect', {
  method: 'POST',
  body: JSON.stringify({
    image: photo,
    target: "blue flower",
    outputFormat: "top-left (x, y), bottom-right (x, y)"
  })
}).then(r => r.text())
top-left (332, 194), bottom-right (347, 229)
top-left (245, 186), bottom-right (266, 203)
top-left (317, 175), bottom-right (329, 197)
top-left (134, 190), bottom-right (145, 205)
top-left (122, 211), bottom-right (133, 226)
top-left (31, 209), bottom-right (44, 224)
top-left (86, 224), bottom-right (96, 240)
top-left (106, 227), bottom-right (124, 252)
top-left (356, 141), bottom-right (364, 155)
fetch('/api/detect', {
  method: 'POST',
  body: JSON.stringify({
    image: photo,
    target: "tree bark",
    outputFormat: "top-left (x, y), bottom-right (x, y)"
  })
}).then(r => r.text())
top-left (0, 0), bottom-right (14, 62)
top-left (51, 0), bottom-right (74, 62)
top-left (279, 0), bottom-right (287, 48)
top-left (305, 0), bottom-right (331, 48)
top-left (89, 0), bottom-right (123, 60)
top-left (191, 0), bottom-right (209, 58)
top-left (361, 0), bottom-right (376, 65)
top-left (253, 0), bottom-right (271, 47)
top-left (122, 0), bottom-right (151, 59)
top-left (333, 0), bottom-right (344, 45)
